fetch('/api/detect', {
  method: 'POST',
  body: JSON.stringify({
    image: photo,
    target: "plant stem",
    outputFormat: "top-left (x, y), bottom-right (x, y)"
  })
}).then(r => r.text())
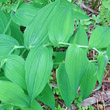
top-left (13, 0), bottom-right (21, 12)
top-left (14, 45), bottom-right (25, 49)
top-left (20, 49), bottom-right (27, 56)
top-left (3, 18), bottom-right (11, 34)
top-left (77, 45), bottom-right (89, 48)
top-left (43, 42), bottom-right (52, 47)
top-left (58, 42), bottom-right (71, 46)
top-left (93, 48), bottom-right (100, 53)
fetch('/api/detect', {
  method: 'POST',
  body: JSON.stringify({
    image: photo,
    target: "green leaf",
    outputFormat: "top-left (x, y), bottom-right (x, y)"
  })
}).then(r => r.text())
top-left (0, 34), bottom-right (19, 61)
top-left (25, 46), bottom-right (53, 100)
top-left (59, 0), bottom-right (89, 20)
top-left (10, 21), bottom-right (24, 45)
top-left (53, 52), bottom-right (66, 68)
top-left (97, 53), bottom-right (106, 85)
top-left (48, 5), bottom-right (74, 46)
top-left (24, 2), bottom-right (58, 48)
top-left (56, 63), bottom-right (73, 108)
top-left (37, 84), bottom-right (55, 110)
top-left (0, 81), bottom-right (29, 107)
top-left (4, 54), bottom-right (26, 90)
top-left (0, 10), bottom-right (11, 34)
top-left (106, 44), bottom-right (110, 60)
top-left (11, 3), bottom-right (40, 26)
top-left (70, 24), bottom-right (88, 46)
top-left (65, 44), bottom-right (88, 96)
top-left (22, 100), bottom-right (43, 110)
top-left (80, 62), bottom-right (97, 100)
top-left (33, 0), bottom-right (48, 4)
top-left (89, 26), bottom-right (110, 49)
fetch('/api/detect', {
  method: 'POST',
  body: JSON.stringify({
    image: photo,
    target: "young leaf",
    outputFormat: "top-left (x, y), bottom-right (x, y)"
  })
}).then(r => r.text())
top-left (97, 53), bottom-right (106, 85)
top-left (22, 100), bottom-right (43, 110)
top-left (65, 44), bottom-right (88, 95)
top-left (4, 54), bottom-right (26, 90)
top-left (80, 62), bottom-right (97, 100)
top-left (0, 34), bottom-right (19, 61)
top-left (56, 63), bottom-right (74, 108)
top-left (48, 5), bottom-right (74, 46)
top-left (10, 21), bottom-right (24, 45)
top-left (70, 24), bottom-right (88, 46)
top-left (25, 46), bottom-right (53, 101)
top-left (0, 81), bottom-right (29, 107)
top-left (24, 2), bottom-right (58, 48)
top-left (11, 3), bottom-right (40, 26)
top-left (89, 26), bottom-right (110, 49)
top-left (37, 84), bottom-right (55, 110)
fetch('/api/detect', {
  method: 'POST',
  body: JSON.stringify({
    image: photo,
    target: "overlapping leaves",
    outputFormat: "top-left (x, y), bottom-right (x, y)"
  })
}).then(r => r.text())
top-left (24, 0), bottom-right (89, 48)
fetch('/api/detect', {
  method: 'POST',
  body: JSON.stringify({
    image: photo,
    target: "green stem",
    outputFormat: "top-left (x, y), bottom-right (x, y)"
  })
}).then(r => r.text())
top-left (20, 49), bottom-right (27, 56)
top-left (43, 42), bottom-right (52, 47)
top-left (13, 0), bottom-right (21, 12)
top-left (58, 42), bottom-right (71, 46)
top-left (3, 18), bottom-right (11, 34)
top-left (8, 48), bottom-right (15, 55)
top-left (93, 48), bottom-right (100, 53)
top-left (14, 45), bottom-right (25, 49)
top-left (78, 45), bottom-right (89, 48)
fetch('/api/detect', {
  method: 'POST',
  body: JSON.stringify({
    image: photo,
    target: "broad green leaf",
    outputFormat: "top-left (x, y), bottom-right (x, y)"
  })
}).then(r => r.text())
top-left (22, 100), bottom-right (43, 110)
top-left (80, 62), bottom-right (97, 100)
top-left (11, 3), bottom-right (40, 26)
top-left (89, 26), bottom-right (110, 49)
top-left (37, 84), bottom-right (55, 110)
top-left (106, 44), bottom-right (110, 60)
top-left (4, 55), bottom-right (26, 90)
top-left (56, 63), bottom-right (73, 108)
top-left (25, 46), bottom-right (53, 100)
top-left (97, 53), bottom-right (106, 85)
top-left (65, 44), bottom-right (88, 95)
top-left (0, 0), bottom-right (7, 2)
top-left (24, 2), bottom-right (58, 49)
top-left (10, 21), bottom-right (24, 45)
top-left (33, 0), bottom-right (48, 4)
top-left (0, 34), bottom-right (19, 61)
top-left (48, 5), bottom-right (74, 46)
top-left (0, 81), bottom-right (29, 107)
top-left (70, 24), bottom-right (88, 46)
top-left (59, 0), bottom-right (89, 19)
top-left (53, 52), bottom-right (66, 68)
top-left (0, 10), bottom-right (11, 34)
